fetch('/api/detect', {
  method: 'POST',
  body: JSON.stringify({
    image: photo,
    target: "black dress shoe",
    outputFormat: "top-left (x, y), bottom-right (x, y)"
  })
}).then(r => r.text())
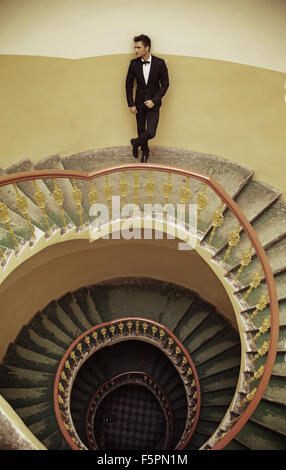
top-left (130, 139), bottom-right (139, 158)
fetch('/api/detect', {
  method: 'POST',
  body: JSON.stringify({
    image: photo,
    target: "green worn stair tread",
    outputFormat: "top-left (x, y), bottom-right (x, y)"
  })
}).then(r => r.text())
top-left (182, 311), bottom-right (228, 354)
top-left (272, 352), bottom-right (286, 376)
top-left (88, 278), bottom-right (196, 330)
top-left (14, 402), bottom-right (54, 426)
top-left (198, 406), bottom-right (228, 422)
top-left (57, 292), bottom-right (92, 332)
top-left (43, 301), bottom-right (83, 340)
top-left (193, 419), bottom-right (219, 437)
top-left (42, 429), bottom-right (69, 450)
top-left (15, 326), bottom-right (66, 360)
top-left (0, 387), bottom-right (52, 408)
top-left (250, 399), bottom-right (286, 437)
top-left (173, 297), bottom-right (216, 342)
top-left (30, 312), bottom-right (75, 350)
top-left (4, 159), bottom-right (66, 230)
top-left (28, 414), bottom-right (60, 441)
top-left (189, 326), bottom-right (240, 365)
top-left (208, 179), bottom-right (281, 251)
top-left (195, 345), bottom-right (241, 379)
top-left (0, 225), bottom-right (23, 249)
top-left (72, 287), bottom-right (102, 327)
top-left (220, 198), bottom-right (286, 270)
top-left (232, 235), bottom-right (286, 287)
top-left (0, 364), bottom-right (54, 388)
top-left (235, 420), bottom-right (286, 450)
top-left (34, 154), bottom-right (88, 227)
top-left (199, 367), bottom-right (240, 393)
top-left (224, 439), bottom-right (250, 450)
top-left (3, 343), bottom-right (59, 373)
top-left (263, 376), bottom-right (286, 405)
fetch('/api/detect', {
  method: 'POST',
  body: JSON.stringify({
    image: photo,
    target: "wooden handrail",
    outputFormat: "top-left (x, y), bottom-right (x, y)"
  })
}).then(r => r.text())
top-left (0, 162), bottom-right (279, 449)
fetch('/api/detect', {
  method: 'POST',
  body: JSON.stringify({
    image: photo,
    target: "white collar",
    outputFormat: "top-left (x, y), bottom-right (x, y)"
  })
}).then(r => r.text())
top-left (141, 55), bottom-right (152, 63)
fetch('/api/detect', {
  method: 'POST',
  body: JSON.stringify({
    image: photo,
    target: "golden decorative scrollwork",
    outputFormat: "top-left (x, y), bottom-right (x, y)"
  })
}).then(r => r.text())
top-left (33, 180), bottom-right (50, 232)
top-left (243, 268), bottom-right (263, 301)
top-left (247, 293), bottom-right (268, 323)
top-left (0, 202), bottom-right (19, 249)
top-left (119, 172), bottom-right (128, 206)
top-left (235, 244), bottom-right (252, 280)
top-left (251, 340), bottom-right (269, 363)
top-left (163, 173), bottom-right (173, 205)
top-left (104, 175), bottom-right (113, 216)
top-left (223, 224), bottom-right (241, 262)
top-left (208, 201), bottom-right (224, 246)
top-left (197, 183), bottom-right (208, 220)
top-left (71, 179), bottom-right (83, 227)
top-left (13, 183), bottom-right (35, 239)
top-left (53, 179), bottom-right (66, 228)
top-left (252, 317), bottom-right (271, 343)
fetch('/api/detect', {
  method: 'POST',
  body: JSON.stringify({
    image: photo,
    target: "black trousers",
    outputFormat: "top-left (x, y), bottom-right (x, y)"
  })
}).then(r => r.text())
top-left (134, 106), bottom-right (160, 153)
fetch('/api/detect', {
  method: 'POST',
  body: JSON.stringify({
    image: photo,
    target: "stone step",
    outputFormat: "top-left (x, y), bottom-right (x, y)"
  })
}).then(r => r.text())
top-left (15, 326), bottom-right (65, 360)
top-left (174, 297), bottom-right (215, 342)
top-left (88, 278), bottom-right (196, 331)
top-left (15, 402), bottom-right (53, 426)
top-left (182, 311), bottom-right (228, 354)
top-left (3, 343), bottom-right (58, 374)
top-left (199, 367), bottom-right (239, 393)
top-left (189, 326), bottom-right (240, 365)
top-left (0, 168), bottom-right (49, 234)
top-left (5, 159), bottom-right (67, 230)
top-left (251, 399), bottom-right (286, 438)
top-left (34, 154), bottom-right (88, 227)
top-left (235, 420), bottom-right (286, 450)
top-left (0, 387), bottom-right (52, 409)
top-left (196, 345), bottom-right (241, 379)
top-left (207, 179), bottom-right (281, 252)
top-left (42, 301), bottom-right (83, 341)
top-left (57, 292), bottom-right (92, 332)
top-left (0, 364), bottom-right (54, 388)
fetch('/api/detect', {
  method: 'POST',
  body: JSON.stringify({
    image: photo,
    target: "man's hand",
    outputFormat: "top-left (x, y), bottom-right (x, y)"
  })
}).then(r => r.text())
top-left (129, 106), bottom-right (137, 115)
top-left (144, 100), bottom-right (155, 109)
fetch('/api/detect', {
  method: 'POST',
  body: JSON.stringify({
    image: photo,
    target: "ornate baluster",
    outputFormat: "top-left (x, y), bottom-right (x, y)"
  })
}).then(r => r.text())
top-left (251, 340), bottom-right (269, 364)
top-left (13, 184), bottom-right (35, 239)
top-left (71, 179), bottom-right (84, 228)
top-left (197, 183), bottom-right (208, 221)
top-left (0, 247), bottom-right (5, 261)
top-left (252, 317), bottom-right (271, 343)
top-left (33, 180), bottom-right (50, 233)
top-left (53, 179), bottom-right (66, 229)
top-left (152, 325), bottom-right (157, 336)
top-left (84, 335), bottom-right (91, 347)
top-left (145, 171), bottom-right (155, 205)
top-left (133, 170), bottom-right (140, 212)
top-left (248, 365), bottom-right (265, 384)
top-left (118, 322), bottom-right (124, 334)
top-left (104, 175), bottom-right (113, 217)
top-left (163, 172), bottom-right (173, 206)
top-left (127, 321), bottom-right (133, 333)
top-left (234, 244), bottom-right (252, 280)
top-left (179, 177), bottom-right (191, 220)
top-left (109, 325), bottom-right (116, 336)
top-left (119, 172), bottom-right (128, 207)
top-left (208, 201), bottom-right (224, 246)
top-left (88, 180), bottom-right (98, 219)
top-left (0, 202), bottom-right (19, 249)
top-left (243, 268), bottom-right (263, 301)
top-left (223, 224), bottom-right (241, 262)
top-left (239, 387), bottom-right (257, 407)
top-left (247, 293), bottom-right (268, 323)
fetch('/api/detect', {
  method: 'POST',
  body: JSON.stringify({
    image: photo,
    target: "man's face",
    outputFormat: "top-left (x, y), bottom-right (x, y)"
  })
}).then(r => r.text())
top-left (134, 41), bottom-right (150, 59)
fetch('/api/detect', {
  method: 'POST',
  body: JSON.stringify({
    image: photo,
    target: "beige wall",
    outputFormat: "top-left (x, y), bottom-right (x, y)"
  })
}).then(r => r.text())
top-left (1, 0), bottom-right (286, 73)
top-left (0, 53), bottom-right (285, 196)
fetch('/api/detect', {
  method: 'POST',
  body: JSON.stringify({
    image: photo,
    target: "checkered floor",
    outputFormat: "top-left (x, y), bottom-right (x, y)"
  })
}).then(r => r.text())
top-left (94, 384), bottom-right (168, 450)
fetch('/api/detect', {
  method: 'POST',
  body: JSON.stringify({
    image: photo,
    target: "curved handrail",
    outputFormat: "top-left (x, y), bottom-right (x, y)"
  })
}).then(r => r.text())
top-left (53, 316), bottom-right (201, 450)
top-left (0, 162), bottom-right (279, 449)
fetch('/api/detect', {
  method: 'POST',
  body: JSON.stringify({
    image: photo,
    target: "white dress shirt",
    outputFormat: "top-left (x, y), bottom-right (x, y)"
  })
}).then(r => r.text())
top-left (141, 55), bottom-right (152, 85)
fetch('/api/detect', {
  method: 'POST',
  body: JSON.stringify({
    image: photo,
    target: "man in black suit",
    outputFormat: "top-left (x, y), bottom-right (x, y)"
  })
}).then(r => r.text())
top-left (126, 34), bottom-right (169, 162)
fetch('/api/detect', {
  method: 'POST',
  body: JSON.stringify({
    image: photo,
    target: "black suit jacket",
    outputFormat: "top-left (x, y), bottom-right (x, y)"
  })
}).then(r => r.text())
top-left (125, 55), bottom-right (169, 111)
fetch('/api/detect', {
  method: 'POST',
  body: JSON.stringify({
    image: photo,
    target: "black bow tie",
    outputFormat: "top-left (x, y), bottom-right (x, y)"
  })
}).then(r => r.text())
top-left (142, 61), bottom-right (150, 65)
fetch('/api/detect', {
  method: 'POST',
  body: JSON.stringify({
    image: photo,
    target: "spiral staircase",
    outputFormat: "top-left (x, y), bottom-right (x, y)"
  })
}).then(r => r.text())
top-left (0, 146), bottom-right (285, 450)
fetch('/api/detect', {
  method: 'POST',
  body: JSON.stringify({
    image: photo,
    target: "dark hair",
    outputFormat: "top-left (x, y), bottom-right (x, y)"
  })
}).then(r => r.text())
top-left (133, 34), bottom-right (151, 50)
